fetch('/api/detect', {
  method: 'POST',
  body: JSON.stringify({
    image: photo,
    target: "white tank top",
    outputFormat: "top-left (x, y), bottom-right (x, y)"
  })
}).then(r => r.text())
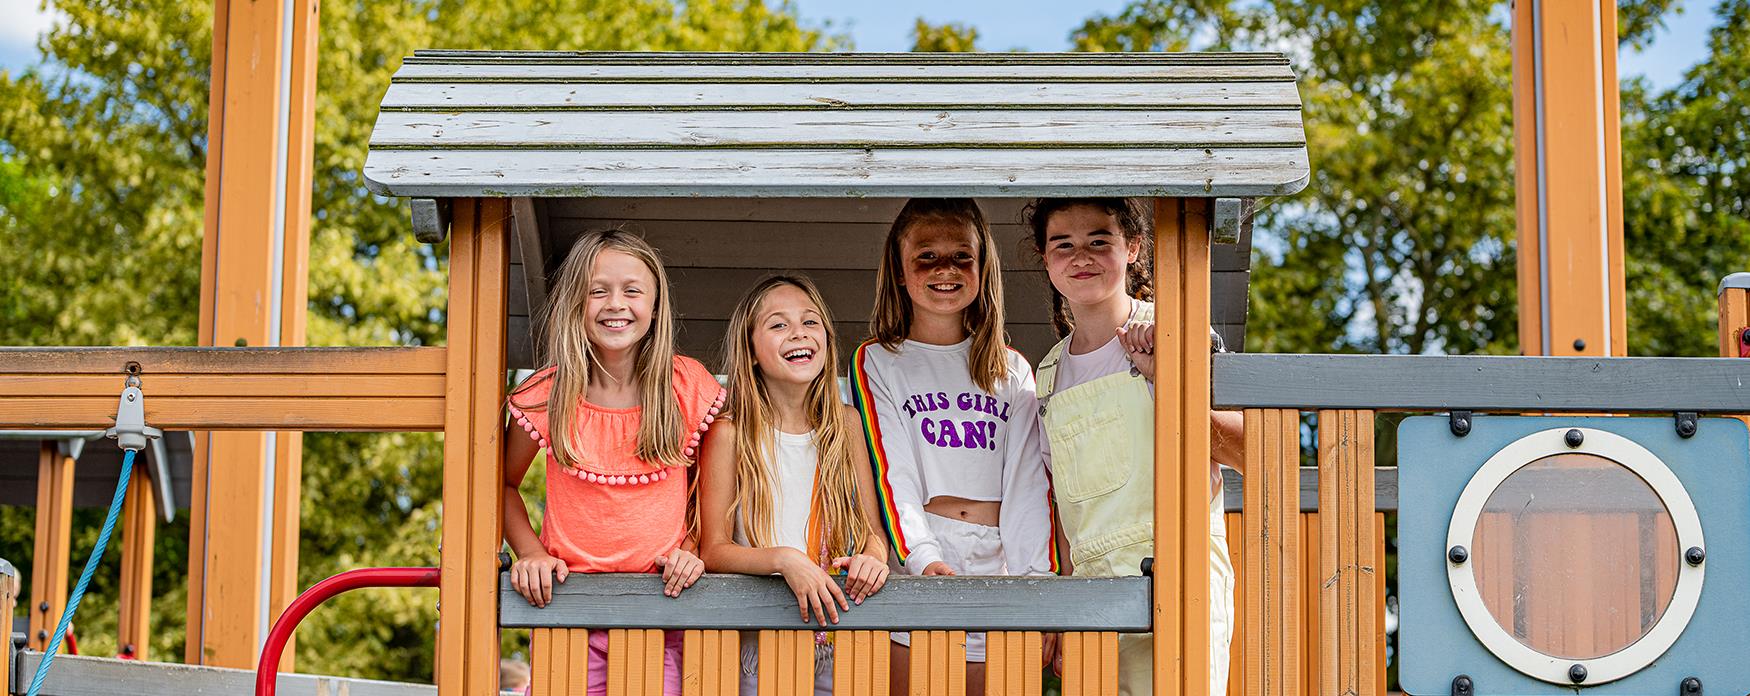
top-left (733, 428), bottom-right (818, 552)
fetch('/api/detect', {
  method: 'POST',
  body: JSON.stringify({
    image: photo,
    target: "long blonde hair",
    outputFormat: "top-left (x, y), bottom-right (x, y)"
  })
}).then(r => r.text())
top-left (513, 229), bottom-right (687, 470)
top-left (722, 276), bottom-right (870, 558)
top-left (870, 198), bottom-right (1009, 393)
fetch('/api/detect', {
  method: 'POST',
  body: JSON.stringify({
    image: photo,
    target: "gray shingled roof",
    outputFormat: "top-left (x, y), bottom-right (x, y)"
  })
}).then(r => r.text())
top-left (363, 51), bottom-right (1309, 199)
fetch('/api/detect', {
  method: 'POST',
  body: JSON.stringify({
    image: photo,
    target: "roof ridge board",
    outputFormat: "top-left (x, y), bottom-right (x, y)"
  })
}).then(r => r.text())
top-left (405, 50), bottom-right (1292, 63)
top-left (375, 103), bottom-right (1307, 113)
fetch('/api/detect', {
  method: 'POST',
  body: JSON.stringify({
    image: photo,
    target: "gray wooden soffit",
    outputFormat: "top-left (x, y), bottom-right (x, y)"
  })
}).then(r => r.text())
top-left (1219, 466), bottom-right (1398, 512)
top-left (11, 652), bottom-right (435, 696)
top-left (365, 51), bottom-right (1309, 199)
top-left (498, 573), bottom-right (1151, 632)
top-left (1213, 353), bottom-right (1750, 412)
top-left (409, 198), bottom-right (451, 243)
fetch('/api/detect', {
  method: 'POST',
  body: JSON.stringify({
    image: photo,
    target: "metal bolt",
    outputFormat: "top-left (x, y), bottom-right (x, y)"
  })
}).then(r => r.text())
top-left (234, 337), bottom-right (248, 347)
top-left (1451, 674), bottom-right (1473, 695)
top-left (1569, 664), bottom-right (1587, 683)
top-left (124, 361), bottom-right (141, 375)
top-left (38, 601), bottom-right (49, 612)
top-left (1448, 546), bottom-right (1469, 564)
top-left (1681, 676), bottom-right (1702, 694)
top-left (1677, 416), bottom-right (1698, 438)
top-left (1564, 429), bottom-right (1584, 447)
top-left (1686, 546), bottom-right (1705, 566)
top-left (1450, 411), bottom-right (1472, 437)
top-left (37, 630), bottom-right (47, 640)
top-left (1573, 338), bottom-right (1587, 351)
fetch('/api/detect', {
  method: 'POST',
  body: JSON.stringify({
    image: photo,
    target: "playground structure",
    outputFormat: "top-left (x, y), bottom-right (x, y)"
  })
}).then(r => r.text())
top-left (2, 9), bottom-right (1749, 696)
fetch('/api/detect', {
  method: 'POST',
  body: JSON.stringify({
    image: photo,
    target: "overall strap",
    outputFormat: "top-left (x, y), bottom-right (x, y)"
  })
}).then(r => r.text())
top-left (1034, 334), bottom-right (1073, 404)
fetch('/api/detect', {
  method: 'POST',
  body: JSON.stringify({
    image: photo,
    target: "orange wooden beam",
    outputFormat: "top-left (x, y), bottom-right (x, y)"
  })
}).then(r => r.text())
top-left (437, 199), bottom-right (511, 696)
top-left (0, 347), bottom-right (446, 431)
top-left (118, 462), bottom-right (157, 660)
top-left (1513, 0), bottom-right (1627, 357)
top-left (0, 558), bottom-right (17, 696)
top-left (1153, 197), bottom-right (1214, 696)
top-left (28, 442), bottom-right (75, 654)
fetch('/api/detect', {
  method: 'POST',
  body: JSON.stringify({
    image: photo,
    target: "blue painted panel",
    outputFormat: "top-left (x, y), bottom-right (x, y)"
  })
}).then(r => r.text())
top-left (1398, 416), bottom-right (1750, 695)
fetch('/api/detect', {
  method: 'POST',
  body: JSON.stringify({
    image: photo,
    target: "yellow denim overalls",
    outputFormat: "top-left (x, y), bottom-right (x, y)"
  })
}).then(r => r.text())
top-left (1035, 303), bottom-right (1234, 696)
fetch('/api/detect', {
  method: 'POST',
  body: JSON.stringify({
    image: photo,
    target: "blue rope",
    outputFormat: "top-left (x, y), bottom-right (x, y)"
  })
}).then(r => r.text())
top-left (26, 448), bottom-right (134, 696)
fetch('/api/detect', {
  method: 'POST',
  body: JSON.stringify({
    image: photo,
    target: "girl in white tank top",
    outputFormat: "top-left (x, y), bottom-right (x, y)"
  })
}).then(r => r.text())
top-left (697, 276), bottom-right (891, 696)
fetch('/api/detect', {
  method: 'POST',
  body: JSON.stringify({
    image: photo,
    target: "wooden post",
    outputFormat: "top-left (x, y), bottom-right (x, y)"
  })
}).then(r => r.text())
top-left (1315, 410), bottom-right (1376, 696)
top-left (1242, 409), bottom-right (1300, 695)
top-left (29, 441), bottom-right (74, 653)
top-left (436, 198), bottom-right (510, 696)
top-left (1153, 198), bottom-right (1214, 696)
top-left (118, 462), bottom-right (157, 660)
top-left (1, 556), bottom-right (17, 696)
top-left (1721, 273), bottom-right (1749, 433)
top-left (188, 0), bottom-right (317, 667)
top-left (1512, 0), bottom-right (1627, 358)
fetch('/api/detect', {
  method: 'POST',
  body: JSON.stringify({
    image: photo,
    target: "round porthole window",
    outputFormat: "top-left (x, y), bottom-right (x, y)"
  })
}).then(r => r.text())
top-left (1446, 428), bottom-right (1705, 685)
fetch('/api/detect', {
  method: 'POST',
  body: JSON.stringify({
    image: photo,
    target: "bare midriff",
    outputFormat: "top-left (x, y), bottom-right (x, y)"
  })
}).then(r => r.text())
top-left (923, 496), bottom-right (1000, 527)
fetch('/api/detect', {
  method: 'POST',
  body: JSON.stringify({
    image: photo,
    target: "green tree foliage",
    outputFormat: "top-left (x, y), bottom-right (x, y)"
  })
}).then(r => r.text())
top-left (910, 18), bottom-right (980, 52)
top-left (1620, 0), bottom-right (1750, 357)
top-left (0, 0), bottom-right (838, 682)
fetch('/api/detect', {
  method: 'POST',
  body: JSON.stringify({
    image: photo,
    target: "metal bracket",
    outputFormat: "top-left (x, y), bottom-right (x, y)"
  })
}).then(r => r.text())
top-left (105, 374), bottom-right (162, 453)
top-left (1449, 410), bottom-right (1473, 437)
top-left (1675, 411), bottom-right (1699, 439)
top-left (410, 198), bottom-right (453, 244)
top-left (1451, 674), bottom-right (1473, 695)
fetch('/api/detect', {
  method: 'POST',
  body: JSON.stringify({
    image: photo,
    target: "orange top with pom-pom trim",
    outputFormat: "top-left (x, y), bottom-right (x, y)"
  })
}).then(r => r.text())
top-left (508, 355), bottom-right (724, 573)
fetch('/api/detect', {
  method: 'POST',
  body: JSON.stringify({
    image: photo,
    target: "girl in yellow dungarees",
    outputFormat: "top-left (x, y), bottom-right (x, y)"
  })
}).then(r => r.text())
top-left (1025, 198), bottom-right (1247, 696)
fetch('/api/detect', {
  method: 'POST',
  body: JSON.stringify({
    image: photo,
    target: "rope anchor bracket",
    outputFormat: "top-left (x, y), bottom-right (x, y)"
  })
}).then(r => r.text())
top-left (105, 374), bottom-right (162, 453)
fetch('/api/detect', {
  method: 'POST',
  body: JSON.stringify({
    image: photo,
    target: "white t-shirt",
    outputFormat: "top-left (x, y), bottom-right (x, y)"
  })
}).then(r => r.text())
top-left (851, 337), bottom-right (1054, 577)
top-left (733, 428), bottom-right (817, 553)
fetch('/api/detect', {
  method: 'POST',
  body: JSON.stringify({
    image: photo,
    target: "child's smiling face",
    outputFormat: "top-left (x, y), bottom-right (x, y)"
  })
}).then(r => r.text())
top-left (898, 218), bottom-right (982, 324)
top-left (750, 283), bottom-right (828, 387)
top-left (585, 249), bottom-right (658, 356)
top-left (1042, 204), bottom-right (1140, 308)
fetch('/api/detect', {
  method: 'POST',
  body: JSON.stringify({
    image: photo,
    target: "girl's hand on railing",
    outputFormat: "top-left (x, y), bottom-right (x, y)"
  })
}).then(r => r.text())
top-left (921, 561), bottom-right (956, 576)
top-left (1117, 320), bottom-right (1155, 382)
top-left (509, 553), bottom-right (569, 608)
top-left (654, 548), bottom-right (705, 598)
top-left (778, 549), bottom-right (849, 625)
top-left (831, 554), bottom-right (890, 604)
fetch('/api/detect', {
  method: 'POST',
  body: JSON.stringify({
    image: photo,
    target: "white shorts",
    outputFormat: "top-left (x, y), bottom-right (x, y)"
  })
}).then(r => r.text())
top-left (889, 512), bottom-right (1006, 662)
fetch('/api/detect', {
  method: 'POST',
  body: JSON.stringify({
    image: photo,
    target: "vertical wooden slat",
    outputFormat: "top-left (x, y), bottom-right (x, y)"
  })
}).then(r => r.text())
top-left (554, 626), bottom-right (574, 696)
top-left (1153, 197), bottom-right (1214, 696)
top-left (684, 630), bottom-right (704, 696)
top-left (946, 631), bottom-right (966, 696)
top-left (1719, 279), bottom-right (1750, 434)
top-left (759, 630), bottom-right (779, 696)
top-left (118, 461), bottom-right (156, 660)
top-left (1062, 633), bottom-right (1083, 696)
top-left (1098, 632), bottom-right (1119, 696)
top-left (29, 443), bottom-right (73, 654)
top-left (1374, 514), bottom-right (1387, 696)
top-left (572, 629), bottom-right (592, 695)
top-left (1317, 410), bottom-right (1376, 696)
top-left (836, 631), bottom-right (857, 696)
top-left (984, 632), bottom-right (1009, 696)
top-left (930, 632), bottom-right (949, 696)
top-left (1241, 408), bottom-right (1302, 696)
top-left (1022, 632), bottom-right (1041, 696)
top-left (530, 629), bottom-right (553, 696)
top-left (1300, 512), bottom-right (1319, 696)
top-left (909, 632), bottom-right (930, 696)
top-left (647, 629), bottom-right (669, 696)
top-left (437, 198), bottom-right (510, 696)
top-left (1, 556), bottom-right (18, 696)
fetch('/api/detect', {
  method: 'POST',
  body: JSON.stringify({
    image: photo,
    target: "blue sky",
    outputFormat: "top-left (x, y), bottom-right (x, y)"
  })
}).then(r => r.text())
top-left (0, 0), bottom-right (1723, 89)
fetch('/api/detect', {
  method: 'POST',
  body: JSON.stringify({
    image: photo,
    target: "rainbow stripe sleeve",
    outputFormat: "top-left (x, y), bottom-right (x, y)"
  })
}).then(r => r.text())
top-left (850, 340), bottom-right (911, 565)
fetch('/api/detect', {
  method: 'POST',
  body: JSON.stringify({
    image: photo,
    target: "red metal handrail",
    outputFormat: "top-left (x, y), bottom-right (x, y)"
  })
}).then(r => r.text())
top-left (255, 567), bottom-right (441, 696)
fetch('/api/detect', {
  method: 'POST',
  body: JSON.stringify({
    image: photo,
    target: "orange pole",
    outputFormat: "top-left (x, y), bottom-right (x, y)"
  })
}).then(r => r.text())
top-left (28, 442), bottom-right (74, 654)
top-left (1513, 0), bottom-right (1627, 357)
top-left (118, 462), bottom-right (157, 660)
top-left (188, 0), bottom-right (317, 667)
top-left (1153, 198), bottom-right (1214, 696)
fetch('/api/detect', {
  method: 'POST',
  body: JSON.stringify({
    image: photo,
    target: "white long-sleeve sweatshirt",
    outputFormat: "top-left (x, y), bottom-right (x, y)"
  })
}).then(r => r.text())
top-left (849, 337), bottom-right (1056, 577)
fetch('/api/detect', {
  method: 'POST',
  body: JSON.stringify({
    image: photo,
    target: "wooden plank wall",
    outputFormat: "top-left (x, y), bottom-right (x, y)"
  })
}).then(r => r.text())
top-left (29, 442), bottom-right (73, 653)
top-left (512, 197), bottom-right (1252, 369)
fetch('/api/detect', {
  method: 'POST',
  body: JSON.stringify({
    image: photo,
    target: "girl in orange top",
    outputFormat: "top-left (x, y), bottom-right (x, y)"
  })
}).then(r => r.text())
top-left (503, 229), bottom-right (724, 696)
